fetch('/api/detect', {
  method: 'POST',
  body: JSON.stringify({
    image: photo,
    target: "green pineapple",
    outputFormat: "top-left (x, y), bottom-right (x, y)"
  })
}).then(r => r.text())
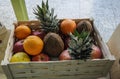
top-left (68, 30), bottom-right (93, 60)
top-left (33, 0), bottom-right (59, 33)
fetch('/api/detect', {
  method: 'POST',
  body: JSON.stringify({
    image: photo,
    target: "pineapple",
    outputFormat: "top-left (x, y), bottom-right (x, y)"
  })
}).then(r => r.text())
top-left (33, 0), bottom-right (64, 57)
top-left (33, 0), bottom-right (59, 33)
top-left (68, 30), bottom-right (93, 60)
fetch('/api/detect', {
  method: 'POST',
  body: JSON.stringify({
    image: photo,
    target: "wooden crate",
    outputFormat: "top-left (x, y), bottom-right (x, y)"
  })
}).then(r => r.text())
top-left (107, 23), bottom-right (120, 79)
top-left (0, 26), bottom-right (11, 73)
top-left (1, 19), bottom-right (115, 79)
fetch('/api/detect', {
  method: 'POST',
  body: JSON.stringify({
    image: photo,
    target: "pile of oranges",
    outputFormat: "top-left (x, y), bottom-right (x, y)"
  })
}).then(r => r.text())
top-left (14, 25), bottom-right (44, 56)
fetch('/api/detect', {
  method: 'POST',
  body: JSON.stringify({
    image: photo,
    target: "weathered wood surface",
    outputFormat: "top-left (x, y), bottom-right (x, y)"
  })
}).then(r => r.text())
top-left (1, 0), bottom-right (120, 79)
top-left (0, 26), bottom-right (11, 79)
top-left (7, 60), bottom-right (112, 79)
top-left (107, 24), bottom-right (120, 79)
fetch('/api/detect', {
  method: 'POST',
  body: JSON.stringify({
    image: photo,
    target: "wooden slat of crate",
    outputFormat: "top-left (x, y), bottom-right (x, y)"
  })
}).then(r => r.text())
top-left (0, 29), bottom-right (11, 73)
top-left (2, 29), bottom-right (14, 63)
top-left (13, 75), bottom-right (102, 79)
top-left (1, 29), bottom-right (14, 79)
top-left (7, 59), bottom-right (113, 79)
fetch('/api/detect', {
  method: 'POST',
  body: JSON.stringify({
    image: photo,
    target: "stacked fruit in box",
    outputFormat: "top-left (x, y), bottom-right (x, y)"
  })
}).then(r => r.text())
top-left (10, 0), bottom-right (102, 62)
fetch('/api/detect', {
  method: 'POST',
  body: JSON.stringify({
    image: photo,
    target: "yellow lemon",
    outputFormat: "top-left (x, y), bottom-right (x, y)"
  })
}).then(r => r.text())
top-left (10, 52), bottom-right (30, 62)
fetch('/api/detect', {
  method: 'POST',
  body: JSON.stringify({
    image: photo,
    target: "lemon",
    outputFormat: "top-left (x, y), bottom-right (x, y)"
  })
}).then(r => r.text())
top-left (10, 52), bottom-right (30, 62)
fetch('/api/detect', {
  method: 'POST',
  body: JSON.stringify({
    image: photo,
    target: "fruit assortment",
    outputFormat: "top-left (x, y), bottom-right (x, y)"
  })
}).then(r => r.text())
top-left (10, 0), bottom-right (102, 62)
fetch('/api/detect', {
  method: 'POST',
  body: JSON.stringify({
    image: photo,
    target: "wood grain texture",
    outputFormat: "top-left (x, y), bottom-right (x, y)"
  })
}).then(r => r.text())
top-left (0, 26), bottom-right (11, 73)
top-left (7, 60), bottom-right (113, 79)
top-left (107, 24), bottom-right (120, 79)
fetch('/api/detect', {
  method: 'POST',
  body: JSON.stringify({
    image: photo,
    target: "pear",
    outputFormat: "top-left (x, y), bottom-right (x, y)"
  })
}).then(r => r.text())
top-left (10, 52), bottom-right (30, 62)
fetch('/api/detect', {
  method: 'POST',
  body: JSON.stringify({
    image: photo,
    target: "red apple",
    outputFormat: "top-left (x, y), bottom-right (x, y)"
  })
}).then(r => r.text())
top-left (32, 30), bottom-right (46, 39)
top-left (13, 40), bottom-right (24, 53)
top-left (32, 53), bottom-right (50, 61)
top-left (59, 50), bottom-right (72, 60)
top-left (91, 45), bottom-right (102, 59)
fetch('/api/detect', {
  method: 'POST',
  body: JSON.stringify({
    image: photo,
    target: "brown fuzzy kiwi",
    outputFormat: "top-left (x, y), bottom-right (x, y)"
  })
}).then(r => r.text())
top-left (77, 20), bottom-right (93, 33)
top-left (43, 32), bottom-right (64, 57)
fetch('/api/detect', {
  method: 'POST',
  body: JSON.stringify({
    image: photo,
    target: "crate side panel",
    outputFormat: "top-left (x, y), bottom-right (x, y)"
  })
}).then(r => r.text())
top-left (8, 60), bottom-right (113, 79)
top-left (93, 23), bottom-right (115, 60)
top-left (2, 29), bottom-right (14, 64)
top-left (10, 73), bottom-right (103, 79)
top-left (1, 64), bottom-right (13, 79)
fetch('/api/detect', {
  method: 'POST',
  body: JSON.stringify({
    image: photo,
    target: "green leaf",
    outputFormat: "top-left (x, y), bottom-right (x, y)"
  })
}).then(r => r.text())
top-left (73, 30), bottom-right (80, 37)
top-left (11, 0), bottom-right (29, 21)
top-left (37, 5), bottom-right (44, 16)
top-left (51, 8), bottom-right (54, 20)
top-left (42, 0), bottom-right (45, 9)
top-left (46, 0), bottom-right (49, 9)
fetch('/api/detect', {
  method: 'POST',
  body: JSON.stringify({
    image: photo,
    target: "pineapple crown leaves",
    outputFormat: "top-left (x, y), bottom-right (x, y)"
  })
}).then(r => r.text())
top-left (68, 30), bottom-right (93, 60)
top-left (33, 0), bottom-right (59, 33)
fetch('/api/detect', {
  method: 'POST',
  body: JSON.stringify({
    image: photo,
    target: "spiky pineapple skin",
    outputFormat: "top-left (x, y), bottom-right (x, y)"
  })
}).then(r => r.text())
top-left (68, 31), bottom-right (93, 60)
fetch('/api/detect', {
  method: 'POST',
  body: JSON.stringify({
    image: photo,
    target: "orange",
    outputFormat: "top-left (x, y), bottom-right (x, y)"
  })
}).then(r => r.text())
top-left (60, 19), bottom-right (76, 34)
top-left (15, 25), bottom-right (31, 39)
top-left (23, 35), bottom-right (44, 55)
